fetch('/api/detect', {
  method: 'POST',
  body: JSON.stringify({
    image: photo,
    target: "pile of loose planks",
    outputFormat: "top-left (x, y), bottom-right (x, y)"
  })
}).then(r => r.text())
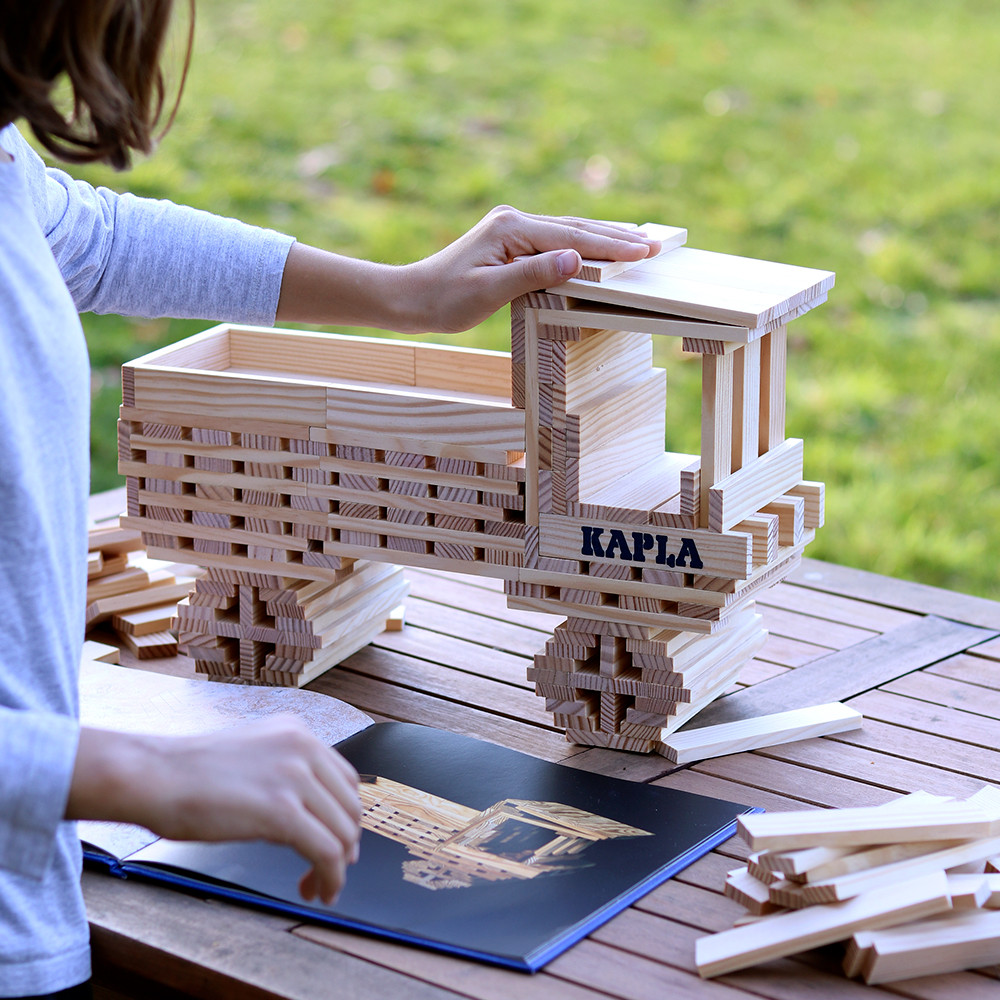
top-left (87, 520), bottom-right (198, 659)
top-left (696, 785), bottom-right (1000, 984)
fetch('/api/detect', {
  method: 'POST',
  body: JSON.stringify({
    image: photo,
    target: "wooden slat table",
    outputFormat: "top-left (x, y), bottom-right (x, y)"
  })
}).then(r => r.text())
top-left (84, 557), bottom-right (1000, 1000)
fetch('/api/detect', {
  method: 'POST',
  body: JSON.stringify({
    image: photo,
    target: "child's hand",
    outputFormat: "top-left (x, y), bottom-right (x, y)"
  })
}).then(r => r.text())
top-left (70, 716), bottom-right (362, 904)
top-left (277, 205), bottom-right (661, 335)
top-left (401, 205), bottom-right (662, 333)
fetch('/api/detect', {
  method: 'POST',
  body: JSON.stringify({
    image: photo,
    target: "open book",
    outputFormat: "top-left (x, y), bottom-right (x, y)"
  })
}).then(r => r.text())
top-left (79, 659), bottom-right (756, 972)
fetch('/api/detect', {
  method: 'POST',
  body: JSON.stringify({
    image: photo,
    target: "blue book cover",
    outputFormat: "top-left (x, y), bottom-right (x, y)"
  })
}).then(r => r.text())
top-left (83, 721), bottom-right (756, 972)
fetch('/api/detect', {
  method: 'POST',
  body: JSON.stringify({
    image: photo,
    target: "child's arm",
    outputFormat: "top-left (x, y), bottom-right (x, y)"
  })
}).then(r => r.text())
top-left (67, 716), bottom-right (362, 904)
top-left (276, 205), bottom-right (662, 333)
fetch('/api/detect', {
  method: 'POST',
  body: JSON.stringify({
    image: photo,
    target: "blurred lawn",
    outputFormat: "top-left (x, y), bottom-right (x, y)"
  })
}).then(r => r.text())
top-left (72, 0), bottom-right (998, 598)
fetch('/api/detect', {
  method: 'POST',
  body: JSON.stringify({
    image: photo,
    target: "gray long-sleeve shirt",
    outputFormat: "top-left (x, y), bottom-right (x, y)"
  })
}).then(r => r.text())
top-left (0, 122), bottom-right (294, 995)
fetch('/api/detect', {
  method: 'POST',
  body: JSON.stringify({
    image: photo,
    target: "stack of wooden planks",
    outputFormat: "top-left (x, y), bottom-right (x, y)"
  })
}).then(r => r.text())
top-left (696, 786), bottom-right (1000, 983)
top-left (87, 521), bottom-right (198, 659)
top-left (115, 234), bottom-right (838, 743)
top-left (175, 560), bottom-right (408, 686)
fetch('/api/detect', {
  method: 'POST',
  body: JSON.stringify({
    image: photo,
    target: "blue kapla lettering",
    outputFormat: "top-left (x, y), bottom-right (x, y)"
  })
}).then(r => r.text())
top-left (604, 529), bottom-right (633, 560)
top-left (676, 536), bottom-right (704, 570)
top-left (581, 525), bottom-right (605, 557)
top-left (580, 525), bottom-right (704, 571)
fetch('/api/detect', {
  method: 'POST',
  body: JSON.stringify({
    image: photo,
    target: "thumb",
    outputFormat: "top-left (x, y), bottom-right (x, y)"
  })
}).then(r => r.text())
top-left (506, 249), bottom-right (581, 297)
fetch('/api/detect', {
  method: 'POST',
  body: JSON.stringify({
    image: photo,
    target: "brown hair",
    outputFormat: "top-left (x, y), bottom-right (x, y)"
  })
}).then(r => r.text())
top-left (0, 0), bottom-right (193, 170)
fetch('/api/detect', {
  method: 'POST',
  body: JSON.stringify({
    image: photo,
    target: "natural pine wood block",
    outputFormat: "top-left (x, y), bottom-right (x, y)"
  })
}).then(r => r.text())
top-left (695, 870), bottom-right (952, 978)
top-left (118, 629), bottom-right (179, 660)
top-left (81, 640), bottom-right (120, 664)
top-left (759, 326), bottom-right (787, 452)
top-left (734, 513), bottom-right (780, 568)
top-left (761, 495), bottom-right (805, 546)
top-left (538, 305), bottom-right (755, 344)
top-left (731, 339), bottom-right (762, 471)
top-left (111, 603), bottom-right (180, 636)
top-left (553, 247), bottom-right (834, 329)
top-left (86, 524), bottom-right (143, 555)
top-left (660, 702), bottom-right (863, 765)
top-left (739, 799), bottom-right (1000, 853)
top-left (537, 513), bottom-right (753, 580)
top-left (793, 835), bottom-right (1000, 904)
top-left (707, 439), bottom-right (804, 533)
top-left (850, 908), bottom-right (1000, 984)
top-left (946, 874), bottom-right (993, 909)
top-left (574, 222), bottom-right (687, 282)
top-left (788, 480), bottom-right (825, 529)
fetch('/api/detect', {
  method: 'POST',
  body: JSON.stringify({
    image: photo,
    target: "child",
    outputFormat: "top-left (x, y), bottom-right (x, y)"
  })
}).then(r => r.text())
top-left (0, 2), bottom-right (660, 996)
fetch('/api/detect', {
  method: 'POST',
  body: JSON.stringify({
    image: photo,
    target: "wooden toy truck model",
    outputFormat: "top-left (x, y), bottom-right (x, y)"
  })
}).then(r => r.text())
top-left (119, 227), bottom-right (834, 754)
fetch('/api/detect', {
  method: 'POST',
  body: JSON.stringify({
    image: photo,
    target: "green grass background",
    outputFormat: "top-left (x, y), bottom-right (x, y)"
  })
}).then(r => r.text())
top-left (70, 0), bottom-right (998, 598)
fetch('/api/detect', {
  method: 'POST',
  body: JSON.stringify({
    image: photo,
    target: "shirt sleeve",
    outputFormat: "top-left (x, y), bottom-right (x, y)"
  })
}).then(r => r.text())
top-left (7, 126), bottom-right (295, 325)
top-left (0, 707), bottom-right (79, 879)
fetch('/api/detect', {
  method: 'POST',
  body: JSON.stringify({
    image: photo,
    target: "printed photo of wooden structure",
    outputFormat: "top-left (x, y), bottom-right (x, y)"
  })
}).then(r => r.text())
top-left (359, 774), bottom-right (651, 891)
top-left (118, 228), bottom-right (834, 754)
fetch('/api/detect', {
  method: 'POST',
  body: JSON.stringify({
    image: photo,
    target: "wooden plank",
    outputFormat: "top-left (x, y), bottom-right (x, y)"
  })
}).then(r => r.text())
top-left (700, 352), bottom-right (734, 523)
top-left (789, 557), bottom-right (1000, 631)
top-left (575, 222), bottom-right (687, 282)
top-left (883, 670), bottom-right (1000, 721)
top-left (758, 327), bottom-right (787, 453)
top-left (537, 514), bottom-right (752, 580)
top-left (85, 871), bottom-right (453, 1000)
top-left (227, 326), bottom-right (416, 386)
top-left (342, 644), bottom-right (552, 727)
top-left (292, 923), bottom-right (603, 1000)
top-left (708, 439), bottom-right (804, 532)
top-left (568, 371), bottom-right (667, 496)
top-left (124, 324), bottom-right (231, 371)
top-left (739, 800), bottom-right (1000, 853)
top-left (118, 629), bottom-right (179, 660)
top-left (414, 344), bottom-right (511, 398)
top-left (841, 694), bottom-right (1000, 768)
top-left (553, 246), bottom-right (836, 329)
top-left (132, 367), bottom-right (328, 425)
top-left (307, 664), bottom-right (578, 764)
top-left (564, 330), bottom-right (653, 409)
top-left (679, 615), bottom-right (996, 731)
top-left (660, 703), bottom-right (862, 765)
top-left (927, 651), bottom-right (1000, 689)
top-left (852, 909), bottom-right (1000, 985)
top-left (731, 339), bottom-right (761, 471)
top-left (758, 581), bottom-right (920, 632)
top-left (535, 306), bottom-right (754, 343)
top-left (324, 384), bottom-right (524, 453)
top-left (694, 752), bottom-right (899, 811)
top-left (795, 835), bottom-right (1000, 904)
top-left (754, 733), bottom-right (991, 801)
top-left (524, 309), bottom-right (542, 527)
top-left (695, 871), bottom-right (951, 978)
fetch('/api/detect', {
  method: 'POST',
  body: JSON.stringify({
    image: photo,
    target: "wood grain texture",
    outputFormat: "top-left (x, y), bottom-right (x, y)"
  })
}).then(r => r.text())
top-left (575, 222), bottom-right (687, 282)
top-left (695, 871), bottom-right (951, 978)
top-left (680, 615), bottom-right (997, 731)
top-left (708, 439), bottom-right (805, 532)
top-left (661, 702), bottom-right (862, 765)
top-left (553, 247), bottom-right (835, 328)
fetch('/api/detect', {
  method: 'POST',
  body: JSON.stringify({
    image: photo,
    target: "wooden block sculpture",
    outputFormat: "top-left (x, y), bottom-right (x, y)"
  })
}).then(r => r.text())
top-left (118, 228), bottom-right (834, 752)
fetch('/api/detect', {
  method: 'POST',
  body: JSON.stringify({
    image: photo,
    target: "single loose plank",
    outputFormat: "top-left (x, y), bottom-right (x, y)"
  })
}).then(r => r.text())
top-left (575, 222), bottom-right (688, 282)
top-left (661, 703), bottom-right (863, 764)
top-left (739, 799), bottom-right (1000, 853)
top-left (679, 615), bottom-right (995, 731)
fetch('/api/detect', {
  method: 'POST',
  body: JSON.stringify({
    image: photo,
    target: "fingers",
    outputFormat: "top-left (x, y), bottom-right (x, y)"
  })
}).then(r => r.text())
top-left (143, 717), bottom-right (364, 905)
top-left (301, 747), bottom-right (363, 864)
top-left (486, 206), bottom-right (662, 263)
top-left (283, 803), bottom-right (350, 904)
